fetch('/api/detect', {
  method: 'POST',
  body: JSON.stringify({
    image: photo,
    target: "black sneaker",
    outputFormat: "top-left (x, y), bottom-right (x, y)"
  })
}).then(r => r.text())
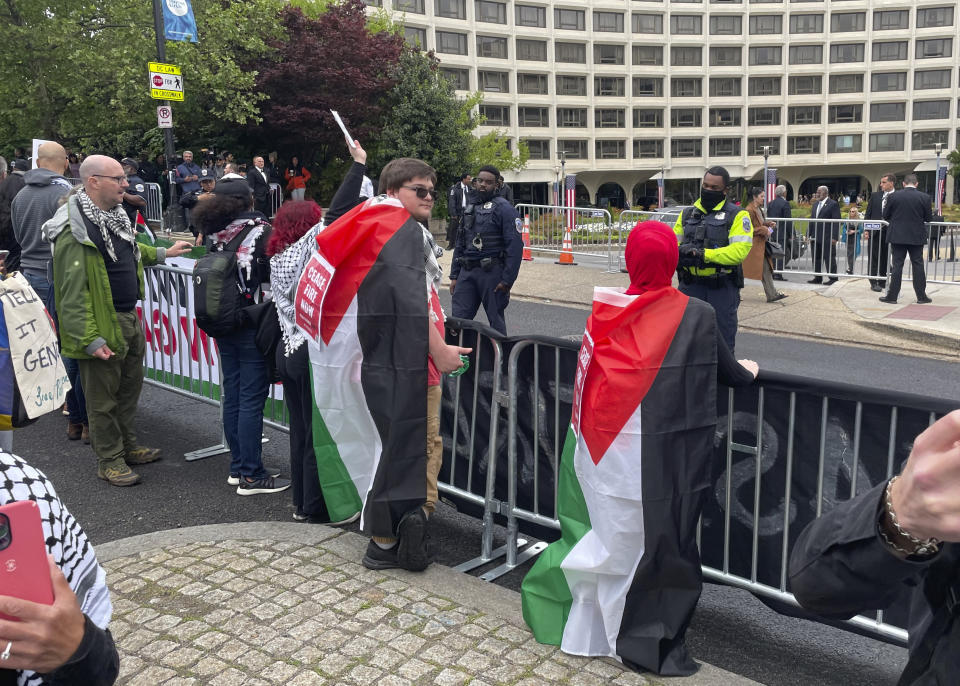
top-left (397, 508), bottom-right (430, 571)
top-left (236, 475), bottom-right (291, 495)
top-left (362, 540), bottom-right (400, 570)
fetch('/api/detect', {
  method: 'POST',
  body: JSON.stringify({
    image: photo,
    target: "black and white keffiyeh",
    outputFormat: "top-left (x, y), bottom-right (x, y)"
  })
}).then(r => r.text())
top-left (0, 452), bottom-right (112, 686)
top-left (270, 220), bottom-right (325, 356)
top-left (75, 187), bottom-right (140, 264)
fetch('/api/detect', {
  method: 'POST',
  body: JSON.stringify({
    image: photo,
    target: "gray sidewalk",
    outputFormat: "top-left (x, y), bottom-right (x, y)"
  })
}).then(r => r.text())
top-left (98, 523), bottom-right (760, 686)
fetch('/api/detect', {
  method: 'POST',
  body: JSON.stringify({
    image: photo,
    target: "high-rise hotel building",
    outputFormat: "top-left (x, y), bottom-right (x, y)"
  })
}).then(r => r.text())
top-left (378, 0), bottom-right (959, 206)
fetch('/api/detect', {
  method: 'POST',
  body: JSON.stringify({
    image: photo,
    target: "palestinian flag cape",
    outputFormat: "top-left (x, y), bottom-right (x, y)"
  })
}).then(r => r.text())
top-left (521, 286), bottom-right (718, 677)
top-left (297, 198), bottom-right (429, 537)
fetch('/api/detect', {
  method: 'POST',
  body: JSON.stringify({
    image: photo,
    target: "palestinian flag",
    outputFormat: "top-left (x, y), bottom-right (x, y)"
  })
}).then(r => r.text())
top-left (521, 286), bottom-right (718, 677)
top-left (296, 198), bottom-right (428, 536)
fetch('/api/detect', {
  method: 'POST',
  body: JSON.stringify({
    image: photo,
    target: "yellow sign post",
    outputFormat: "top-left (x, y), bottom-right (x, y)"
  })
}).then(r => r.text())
top-left (148, 62), bottom-right (183, 101)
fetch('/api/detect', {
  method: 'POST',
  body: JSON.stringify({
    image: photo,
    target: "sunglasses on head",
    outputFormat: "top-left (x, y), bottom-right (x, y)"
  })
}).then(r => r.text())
top-left (402, 185), bottom-right (438, 200)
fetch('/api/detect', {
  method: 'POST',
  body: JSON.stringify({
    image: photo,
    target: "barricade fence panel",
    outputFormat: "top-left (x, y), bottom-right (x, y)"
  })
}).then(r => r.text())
top-left (515, 204), bottom-right (616, 271)
top-left (144, 182), bottom-right (165, 230)
top-left (270, 183), bottom-right (282, 219)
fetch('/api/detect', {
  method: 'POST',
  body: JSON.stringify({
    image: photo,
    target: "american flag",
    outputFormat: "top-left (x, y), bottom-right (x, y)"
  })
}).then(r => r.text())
top-left (553, 180), bottom-right (560, 207)
top-left (935, 164), bottom-right (947, 214)
top-left (656, 175), bottom-right (664, 208)
top-left (765, 168), bottom-right (778, 205)
top-left (565, 174), bottom-right (576, 232)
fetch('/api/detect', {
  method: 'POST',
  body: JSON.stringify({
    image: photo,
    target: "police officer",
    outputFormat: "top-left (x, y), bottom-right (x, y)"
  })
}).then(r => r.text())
top-left (450, 165), bottom-right (522, 335)
top-left (179, 168), bottom-right (216, 238)
top-left (673, 166), bottom-right (752, 353)
top-left (446, 172), bottom-right (471, 249)
top-left (120, 157), bottom-right (148, 225)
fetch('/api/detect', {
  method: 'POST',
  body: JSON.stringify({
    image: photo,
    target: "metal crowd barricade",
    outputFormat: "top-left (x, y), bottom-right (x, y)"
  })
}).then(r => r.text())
top-left (269, 183), bottom-right (282, 218)
top-left (515, 204), bottom-right (617, 272)
top-left (143, 182), bottom-right (165, 232)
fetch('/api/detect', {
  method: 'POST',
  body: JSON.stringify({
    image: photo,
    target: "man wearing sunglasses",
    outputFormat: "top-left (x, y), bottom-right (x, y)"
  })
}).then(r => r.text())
top-left (449, 165), bottom-right (522, 335)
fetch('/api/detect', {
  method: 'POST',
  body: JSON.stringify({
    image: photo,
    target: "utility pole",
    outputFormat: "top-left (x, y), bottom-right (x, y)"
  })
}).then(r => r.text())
top-left (152, 0), bottom-right (184, 232)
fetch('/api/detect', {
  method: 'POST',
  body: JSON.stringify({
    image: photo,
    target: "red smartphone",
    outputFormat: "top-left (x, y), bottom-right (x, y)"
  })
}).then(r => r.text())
top-left (0, 500), bottom-right (55, 620)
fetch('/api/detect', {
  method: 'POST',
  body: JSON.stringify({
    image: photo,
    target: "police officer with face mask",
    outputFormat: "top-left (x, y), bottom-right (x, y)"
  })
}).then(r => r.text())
top-left (449, 165), bottom-right (522, 335)
top-left (673, 166), bottom-right (753, 353)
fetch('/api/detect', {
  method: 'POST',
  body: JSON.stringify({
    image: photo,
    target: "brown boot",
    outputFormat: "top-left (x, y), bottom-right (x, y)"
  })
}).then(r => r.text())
top-left (81, 425), bottom-right (90, 444)
top-left (66, 422), bottom-right (83, 440)
top-left (126, 447), bottom-right (161, 465)
top-left (97, 461), bottom-right (141, 487)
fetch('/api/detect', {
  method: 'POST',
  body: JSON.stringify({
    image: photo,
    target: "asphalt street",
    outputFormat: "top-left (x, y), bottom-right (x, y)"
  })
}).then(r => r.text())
top-left (14, 297), bottom-right (955, 685)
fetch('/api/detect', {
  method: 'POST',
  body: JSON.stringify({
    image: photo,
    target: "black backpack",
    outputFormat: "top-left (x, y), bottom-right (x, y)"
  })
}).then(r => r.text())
top-left (193, 224), bottom-right (260, 338)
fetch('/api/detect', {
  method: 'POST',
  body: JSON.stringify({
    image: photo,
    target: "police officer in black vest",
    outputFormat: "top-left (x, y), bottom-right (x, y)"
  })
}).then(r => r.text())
top-left (672, 166), bottom-right (753, 353)
top-left (449, 165), bottom-right (522, 335)
top-left (120, 157), bottom-right (148, 225)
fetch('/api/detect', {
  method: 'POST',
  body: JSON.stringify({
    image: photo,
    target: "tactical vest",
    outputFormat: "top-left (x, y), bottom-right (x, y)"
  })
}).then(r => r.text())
top-left (461, 201), bottom-right (507, 254)
top-left (679, 201), bottom-right (739, 251)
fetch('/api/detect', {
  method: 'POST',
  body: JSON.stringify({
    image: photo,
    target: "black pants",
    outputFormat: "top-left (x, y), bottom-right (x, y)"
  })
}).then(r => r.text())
top-left (276, 344), bottom-right (327, 519)
top-left (811, 238), bottom-right (837, 278)
top-left (867, 229), bottom-right (888, 287)
top-left (887, 244), bottom-right (926, 301)
top-left (446, 216), bottom-right (460, 247)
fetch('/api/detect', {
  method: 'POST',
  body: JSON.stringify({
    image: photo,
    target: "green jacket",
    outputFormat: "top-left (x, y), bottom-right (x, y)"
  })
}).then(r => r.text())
top-left (43, 196), bottom-right (167, 359)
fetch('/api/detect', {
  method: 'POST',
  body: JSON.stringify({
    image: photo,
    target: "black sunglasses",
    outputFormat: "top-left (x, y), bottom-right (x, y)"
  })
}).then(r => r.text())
top-left (402, 185), bottom-right (438, 200)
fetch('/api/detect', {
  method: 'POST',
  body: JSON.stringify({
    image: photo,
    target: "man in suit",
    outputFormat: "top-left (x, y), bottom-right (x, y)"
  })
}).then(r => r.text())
top-left (807, 185), bottom-right (840, 284)
top-left (766, 184), bottom-right (792, 279)
top-left (864, 173), bottom-right (895, 292)
top-left (246, 155), bottom-right (271, 217)
top-left (445, 172), bottom-right (471, 249)
top-left (880, 173), bottom-right (932, 304)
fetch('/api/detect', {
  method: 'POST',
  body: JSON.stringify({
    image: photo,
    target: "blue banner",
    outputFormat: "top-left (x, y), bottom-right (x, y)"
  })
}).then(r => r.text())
top-left (163, 0), bottom-right (199, 43)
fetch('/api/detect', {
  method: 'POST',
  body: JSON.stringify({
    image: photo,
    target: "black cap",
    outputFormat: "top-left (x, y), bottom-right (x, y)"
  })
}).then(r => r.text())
top-left (213, 177), bottom-right (252, 198)
top-left (13, 159), bottom-right (29, 172)
top-left (120, 157), bottom-right (138, 170)
top-left (199, 168), bottom-right (214, 180)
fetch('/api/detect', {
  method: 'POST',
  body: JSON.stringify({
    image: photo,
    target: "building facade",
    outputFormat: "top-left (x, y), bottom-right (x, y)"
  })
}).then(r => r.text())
top-left (379, 0), bottom-right (960, 207)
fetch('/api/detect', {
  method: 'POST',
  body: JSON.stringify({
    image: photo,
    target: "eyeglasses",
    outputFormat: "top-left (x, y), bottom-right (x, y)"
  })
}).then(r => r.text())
top-left (91, 174), bottom-right (128, 185)
top-left (401, 185), bottom-right (438, 200)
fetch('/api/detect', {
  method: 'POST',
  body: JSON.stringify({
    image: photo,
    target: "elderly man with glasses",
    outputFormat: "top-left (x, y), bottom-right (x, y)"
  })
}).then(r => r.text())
top-left (44, 155), bottom-right (192, 486)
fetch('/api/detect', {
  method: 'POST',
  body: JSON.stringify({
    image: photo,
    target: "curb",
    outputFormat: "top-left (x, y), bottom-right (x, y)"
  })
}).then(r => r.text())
top-left (857, 319), bottom-right (960, 354)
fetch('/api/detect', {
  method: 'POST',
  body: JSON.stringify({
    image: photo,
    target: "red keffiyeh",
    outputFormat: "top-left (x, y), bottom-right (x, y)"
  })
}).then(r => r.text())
top-left (624, 220), bottom-right (678, 295)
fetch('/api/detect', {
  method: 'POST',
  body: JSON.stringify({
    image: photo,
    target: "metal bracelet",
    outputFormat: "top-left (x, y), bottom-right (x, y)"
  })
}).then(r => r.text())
top-left (882, 476), bottom-right (941, 557)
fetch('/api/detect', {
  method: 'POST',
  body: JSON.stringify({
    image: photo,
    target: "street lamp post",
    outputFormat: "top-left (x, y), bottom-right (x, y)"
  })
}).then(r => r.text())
top-left (935, 143), bottom-right (943, 215)
top-left (558, 150), bottom-right (567, 209)
top-left (762, 146), bottom-right (770, 213)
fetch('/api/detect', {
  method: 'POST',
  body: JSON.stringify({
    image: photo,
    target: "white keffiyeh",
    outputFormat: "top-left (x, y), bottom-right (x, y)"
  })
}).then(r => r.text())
top-left (75, 187), bottom-right (140, 263)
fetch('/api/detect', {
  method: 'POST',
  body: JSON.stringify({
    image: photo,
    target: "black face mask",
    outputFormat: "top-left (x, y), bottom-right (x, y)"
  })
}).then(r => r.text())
top-left (700, 188), bottom-right (726, 209)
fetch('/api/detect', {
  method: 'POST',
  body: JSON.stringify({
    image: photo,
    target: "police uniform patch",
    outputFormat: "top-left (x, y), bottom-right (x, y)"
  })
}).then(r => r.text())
top-left (135, 184), bottom-right (145, 192)
top-left (515, 218), bottom-right (523, 233)
top-left (716, 212), bottom-right (726, 220)
top-left (483, 202), bottom-right (493, 209)
top-left (742, 216), bottom-right (751, 232)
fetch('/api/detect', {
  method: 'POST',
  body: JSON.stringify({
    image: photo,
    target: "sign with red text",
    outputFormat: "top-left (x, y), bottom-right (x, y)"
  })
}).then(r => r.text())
top-left (294, 252), bottom-right (335, 344)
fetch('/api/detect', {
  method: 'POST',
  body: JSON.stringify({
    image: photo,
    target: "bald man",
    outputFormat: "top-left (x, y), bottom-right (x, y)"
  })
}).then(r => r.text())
top-left (45, 155), bottom-right (192, 486)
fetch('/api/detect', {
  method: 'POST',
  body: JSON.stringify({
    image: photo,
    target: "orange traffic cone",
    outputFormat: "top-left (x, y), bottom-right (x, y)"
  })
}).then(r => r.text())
top-left (522, 214), bottom-right (533, 261)
top-left (556, 220), bottom-right (577, 265)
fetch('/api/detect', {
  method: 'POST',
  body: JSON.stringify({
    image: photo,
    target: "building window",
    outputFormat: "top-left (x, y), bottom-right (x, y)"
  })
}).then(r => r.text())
top-left (517, 73), bottom-right (548, 94)
top-left (749, 46), bottom-right (781, 65)
top-left (789, 14), bottom-right (823, 33)
top-left (872, 41), bottom-right (907, 61)
top-left (670, 15), bottom-right (702, 34)
top-left (709, 108), bottom-right (741, 126)
top-left (830, 12), bottom-right (864, 32)
top-left (828, 104), bottom-right (862, 123)
top-left (710, 46), bottom-right (742, 65)
top-left (709, 15), bottom-right (742, 34)
top-left (912, 130), bottom-right (950, 150)
top-left (555, 42), bottom-right (586, 63)
top-left (436, 0), bottom-right (466, 19)
top-left (556, 75), bottom-right (586, 96)
top-left (709, 138), bottom-right (741, 156)
top-left (788, 105), bottom-right (821, 125)
top-left (395, 0), bottom-right (425, 13)
top-left (557, 107), bottom-right (587, 127)
top-left (634, 139), bottom-right (664, 159)
top-left (828, 74), bottom-right (863, 94)
top-left (749, 76), bottom-right (781, 96)
top-left (558, 139), bottom-right (588, 159)
top-left (515, 4), bottom-right (545, 27)
top-left (913, 100), bottom-right (950, 120)
top-left (632, 13), bottom-right (663, 33)
top-left (594, 77), bottom-right (626, 97)
top-left (787, 75), bottom-right (821, 95)
top-left (595, 109), bottom-right (625, 128)
top-left (671, 108), bottom-right (702, 127)
top-left (830, 43), bottom-right (864, 63)
top-left (671, 138), bottom-right (703, 158)
top-left (594, 44), bottom-right (625, 65)
top-left (749, 15), bottom-right (782, 34)
top-left (871, 71), bottom-right (906, 92)
top-left (748, 106), bottom-right (781, 125)
top-left (916, 39), bottom-right (952, 59)
top-left (828, 135), bottom-right (861, 153)
top-left (748, 137), bottom-right (781, 155)
top-left (633, 77), bottom-right (664, 97)
top-left (709, 77), bottom-right (741, 97)
top-left (671, 78), bottom-right (703, 97)
top-left (516, 39), bottom-right (547, 61)
top-left (518, 107), bottom-right (549, 127)
top-left (439, 67), bottom-right (469, 90)
top-left (787, 136), bottom-right (820, 154)
top-left (917, 7), bottom-right (954, 28)
top-left (476, 0), bottom-right (506, 23)
top-left (555, 8), bottom-right (585, 30)
top-left (633, 108), bottom-right (664, 127)
top-left (632, 45), bottom-right (664, 65)
top-left (363, 0), bottom-right (382, 7)
top-left (596, 140), bottom-right (626, 159)
top-left (789, 45), bottom-right (822, 64)
top-left (869, 133), bottom-right (904, 152)
top-left (479, 105), bottom-right (509, 126)
top-left (873, 10), bottom-right (908, 31)
top-left (404, 27), bottom-right (426, 48)
top-left (914, 69), bottom-right (951, 90)
top-left (476, 35), bottom-right (507, 58)
top-left (749, 0), bottom-right (781, 3)
top-left (479, 71), bottom-right (509, 92)
top-left (436, 31), bottom-right (468, 55)
top-left (524, 139), bottom-right (550, 160)
top-left (594, 11), bottom-right (624, 32)
top-left (870, 102), bottom-right (906, 122)
top-left (671, 46), bottom-right (702, 66)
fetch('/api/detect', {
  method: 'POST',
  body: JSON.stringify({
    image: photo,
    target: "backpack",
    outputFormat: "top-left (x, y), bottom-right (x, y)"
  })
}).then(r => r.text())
top-left (192, 224), bottom-right (259, 338)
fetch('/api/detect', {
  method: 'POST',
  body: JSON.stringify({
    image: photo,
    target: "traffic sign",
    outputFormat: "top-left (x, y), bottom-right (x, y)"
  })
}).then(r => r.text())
top-left (157, 106), bottom-right (173, 129)
top-left (148, 61), bottom-right (183, 101)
